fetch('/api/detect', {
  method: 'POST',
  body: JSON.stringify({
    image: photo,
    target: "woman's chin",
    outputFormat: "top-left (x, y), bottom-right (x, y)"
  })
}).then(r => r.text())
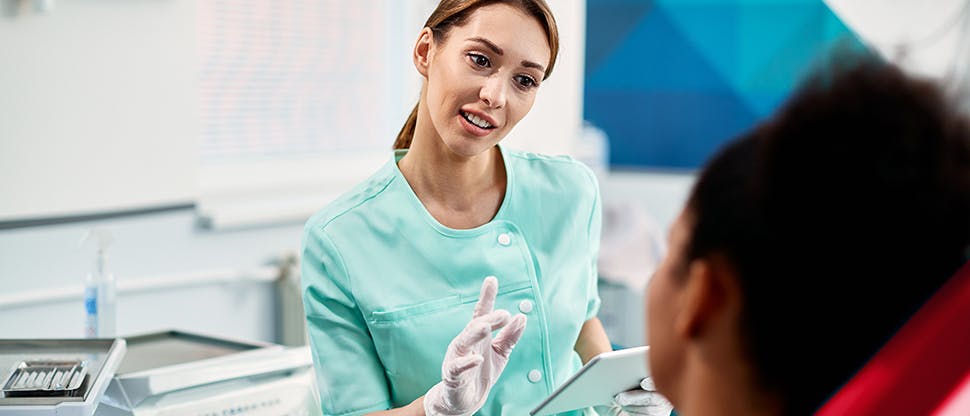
top-left (443, 137), bottom-right (501, 159)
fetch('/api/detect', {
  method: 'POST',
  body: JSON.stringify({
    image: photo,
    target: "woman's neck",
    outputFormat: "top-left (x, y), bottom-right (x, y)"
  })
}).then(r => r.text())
top-left (397, 134), bottom-right (506, 229)
top-left (673, 346), bottom-right (785, 416)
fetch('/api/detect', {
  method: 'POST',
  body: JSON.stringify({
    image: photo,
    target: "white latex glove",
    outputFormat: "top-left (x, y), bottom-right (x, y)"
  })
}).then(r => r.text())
top-left (608, 377), bottom-right (674, 416)
top-left (424, 276), bottom-right (528, 416)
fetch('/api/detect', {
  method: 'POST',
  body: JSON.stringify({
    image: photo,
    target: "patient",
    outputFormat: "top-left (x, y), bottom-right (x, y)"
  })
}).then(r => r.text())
top-left (643, 58), bottom-right (970, 415)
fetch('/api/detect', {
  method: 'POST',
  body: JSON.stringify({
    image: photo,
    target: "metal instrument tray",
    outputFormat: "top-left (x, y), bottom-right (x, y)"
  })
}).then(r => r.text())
top-left (0, 339), bottom-right (126, 415)
top-left (101, 330), bottom-right (296, 410)
top-left (114, 329), bottom-right (272, 375)
top-left (2, 359), bottom-right (87, 397)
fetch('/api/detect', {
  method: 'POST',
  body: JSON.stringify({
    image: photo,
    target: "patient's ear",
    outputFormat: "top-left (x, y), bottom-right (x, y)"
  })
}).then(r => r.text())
top-left (675, 254), bottom-right (741, 338)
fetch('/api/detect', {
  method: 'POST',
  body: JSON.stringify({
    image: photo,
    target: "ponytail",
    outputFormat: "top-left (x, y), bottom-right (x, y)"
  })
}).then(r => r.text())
top-left (394, 103), bottom-right (419, 149)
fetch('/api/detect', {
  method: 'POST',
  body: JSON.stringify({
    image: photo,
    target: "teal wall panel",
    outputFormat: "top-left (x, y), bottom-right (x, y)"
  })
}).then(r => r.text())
top-left (585, 0), bottom-right (871, 169)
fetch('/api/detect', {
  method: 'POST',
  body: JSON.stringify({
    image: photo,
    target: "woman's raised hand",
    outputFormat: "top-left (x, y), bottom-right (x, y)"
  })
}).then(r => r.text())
top-left (424, 276), bottom-right (527, 416)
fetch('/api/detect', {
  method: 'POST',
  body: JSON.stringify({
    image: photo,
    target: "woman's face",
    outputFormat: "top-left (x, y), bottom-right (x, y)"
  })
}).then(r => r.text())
top-left (419, 3), bottom-right (551, 157)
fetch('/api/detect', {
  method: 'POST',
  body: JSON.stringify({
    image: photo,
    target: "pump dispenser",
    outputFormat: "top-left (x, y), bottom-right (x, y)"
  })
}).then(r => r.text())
top-left (81, 228), bottom-right (116, 338)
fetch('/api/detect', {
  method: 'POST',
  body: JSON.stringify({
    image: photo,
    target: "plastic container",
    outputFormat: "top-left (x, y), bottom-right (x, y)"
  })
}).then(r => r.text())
top-left (81, 229), bottom-right (116, 339)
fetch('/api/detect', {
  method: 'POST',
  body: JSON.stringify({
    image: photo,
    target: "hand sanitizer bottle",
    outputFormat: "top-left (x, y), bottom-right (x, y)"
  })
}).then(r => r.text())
top-left (82, 229), bottom-right (116, 338)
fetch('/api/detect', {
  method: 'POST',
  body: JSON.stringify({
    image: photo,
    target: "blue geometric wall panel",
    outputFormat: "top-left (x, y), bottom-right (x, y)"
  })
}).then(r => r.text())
top-left (586, 0), bottom-right (871, 169)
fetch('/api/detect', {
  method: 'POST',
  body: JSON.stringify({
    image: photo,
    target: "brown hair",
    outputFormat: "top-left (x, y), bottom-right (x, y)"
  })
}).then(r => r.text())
top-left (392, 0), bottom-right (560, 149)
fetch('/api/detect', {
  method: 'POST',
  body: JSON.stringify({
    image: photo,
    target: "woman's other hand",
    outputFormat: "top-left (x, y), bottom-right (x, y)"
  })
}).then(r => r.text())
top-left (608, 377), bottom-right (674, 416)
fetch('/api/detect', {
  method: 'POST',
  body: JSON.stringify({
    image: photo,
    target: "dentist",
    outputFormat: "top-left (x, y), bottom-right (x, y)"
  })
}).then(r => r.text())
top-left (301, 1), bottom-right (663, 415)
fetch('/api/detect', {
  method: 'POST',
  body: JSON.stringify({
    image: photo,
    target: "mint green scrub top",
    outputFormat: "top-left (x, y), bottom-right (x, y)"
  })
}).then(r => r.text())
top-left (301, 145), bottom-right (602, 416)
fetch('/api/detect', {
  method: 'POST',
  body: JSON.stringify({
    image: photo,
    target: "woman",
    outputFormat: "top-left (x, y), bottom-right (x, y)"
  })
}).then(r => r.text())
top-left (301, 1), bottom-right (646, 415)
top-left (644, 60), bottom-right (970, 415)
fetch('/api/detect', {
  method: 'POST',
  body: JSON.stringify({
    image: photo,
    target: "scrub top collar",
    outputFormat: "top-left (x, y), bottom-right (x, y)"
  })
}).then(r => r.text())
top-left (390, 144), bottom-right (516, 238)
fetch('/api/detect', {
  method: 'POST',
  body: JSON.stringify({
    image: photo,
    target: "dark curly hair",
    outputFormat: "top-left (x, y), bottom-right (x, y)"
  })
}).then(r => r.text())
top-left (683, 57), bottom-right (970, 414)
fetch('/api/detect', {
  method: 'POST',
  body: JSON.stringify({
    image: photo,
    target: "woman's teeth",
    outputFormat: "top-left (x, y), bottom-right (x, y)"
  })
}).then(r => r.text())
top-left (462, 111), bottom-right (492, 129)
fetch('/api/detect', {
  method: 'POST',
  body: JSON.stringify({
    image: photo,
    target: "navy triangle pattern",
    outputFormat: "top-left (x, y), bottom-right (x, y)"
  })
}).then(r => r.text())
top-left (586, 89), bottom-right (759, 169)
top-left (585, 2), bottom-right (655, 75)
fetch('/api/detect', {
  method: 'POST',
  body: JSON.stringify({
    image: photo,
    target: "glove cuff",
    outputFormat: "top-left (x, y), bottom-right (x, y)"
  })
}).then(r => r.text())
top-left (424, 383), bottom-right (476, 416)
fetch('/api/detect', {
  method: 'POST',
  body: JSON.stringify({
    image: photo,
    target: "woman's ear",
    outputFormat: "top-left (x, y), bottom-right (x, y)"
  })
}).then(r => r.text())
top-left (413, 27), bottom-right (434, 78)
top-left (675, 254), bottom-right (741, 339)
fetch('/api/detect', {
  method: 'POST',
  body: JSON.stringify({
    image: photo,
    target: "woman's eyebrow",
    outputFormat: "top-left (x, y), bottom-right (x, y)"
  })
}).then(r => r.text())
top-left (521, 60), bottom-right (545, 72)
top-left (467, 36), bottom-right (546, 73)
top-left (467, 37), bottom-right (504, 55)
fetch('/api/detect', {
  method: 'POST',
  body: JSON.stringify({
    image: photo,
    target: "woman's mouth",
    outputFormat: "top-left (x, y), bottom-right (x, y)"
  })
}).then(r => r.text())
top-left (458, 110), bottom-right (497, 137)
top-left (461, 111), bottom-right (494, 129)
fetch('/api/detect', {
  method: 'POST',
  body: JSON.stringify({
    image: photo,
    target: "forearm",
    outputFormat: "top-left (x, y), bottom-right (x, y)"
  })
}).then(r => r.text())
top-left (574, 317), bottom-right (613, 364)
top-left (366, 396), bottom-right (425, 416)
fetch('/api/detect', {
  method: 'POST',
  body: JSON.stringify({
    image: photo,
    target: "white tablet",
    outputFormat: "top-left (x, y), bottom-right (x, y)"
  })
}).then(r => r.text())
top-left (530, 346), bottom-right (650, 416)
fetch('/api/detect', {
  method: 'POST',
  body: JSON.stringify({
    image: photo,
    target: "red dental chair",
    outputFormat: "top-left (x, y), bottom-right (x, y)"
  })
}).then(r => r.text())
top-left (816, 260), bottom-right (970, 415)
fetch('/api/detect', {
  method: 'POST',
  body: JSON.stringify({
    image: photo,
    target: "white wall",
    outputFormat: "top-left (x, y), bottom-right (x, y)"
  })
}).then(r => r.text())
top-left (0, 167), bottom-right (695, 344)
top-left (824, 0), bottom-right (969, 83)
top-left (0, 208), bottom-right (297, 341)
top-left (0, 0), bottom-right (197, 221)
top-left (0, 1), bottom-right (284, 343)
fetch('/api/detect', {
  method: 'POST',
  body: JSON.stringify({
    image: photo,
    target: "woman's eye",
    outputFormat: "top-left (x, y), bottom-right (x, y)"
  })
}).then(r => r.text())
top-left (515, 75), bottom-right (537, 89)
top-left (468, 53), bottom-right (490, 68)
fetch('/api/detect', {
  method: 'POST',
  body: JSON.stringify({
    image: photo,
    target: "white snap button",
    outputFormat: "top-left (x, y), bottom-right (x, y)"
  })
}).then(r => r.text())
top-left (528, 369), bottom-right (542, 383)
top-left (497, 233), bottom-right (511, 246)
top-left (518, 300), bottom-right (533, 314)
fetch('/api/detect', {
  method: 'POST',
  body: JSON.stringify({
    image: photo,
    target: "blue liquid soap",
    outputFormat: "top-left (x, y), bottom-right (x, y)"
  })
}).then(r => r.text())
top-left (83, 229), bottom-right (116, 338)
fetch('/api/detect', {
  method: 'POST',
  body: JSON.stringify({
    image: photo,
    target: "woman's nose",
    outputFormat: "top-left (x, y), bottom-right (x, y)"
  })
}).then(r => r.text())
top-left (480, 75), bottom-right (508, 109)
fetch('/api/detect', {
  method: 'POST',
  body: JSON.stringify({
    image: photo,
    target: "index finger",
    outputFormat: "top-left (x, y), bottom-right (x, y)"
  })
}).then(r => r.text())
top-left (472, 276), bottom-right (498, 318)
